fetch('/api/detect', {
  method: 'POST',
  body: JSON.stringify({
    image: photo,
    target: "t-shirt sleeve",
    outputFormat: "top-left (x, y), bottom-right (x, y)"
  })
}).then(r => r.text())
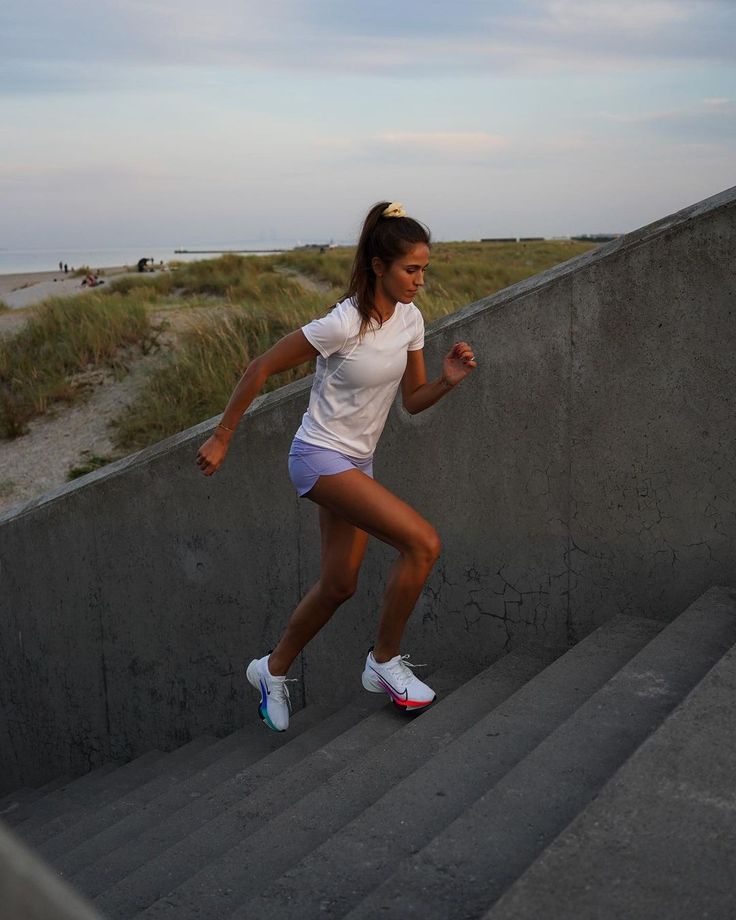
top-left (301, 304), bottom-right (350, 359)
top-left (407, 306), bottom-right (425, 351)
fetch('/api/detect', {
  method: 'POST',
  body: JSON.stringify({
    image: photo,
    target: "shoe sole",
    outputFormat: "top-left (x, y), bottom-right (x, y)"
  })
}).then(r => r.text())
top-left (361, 672), bottom-right (435, 711)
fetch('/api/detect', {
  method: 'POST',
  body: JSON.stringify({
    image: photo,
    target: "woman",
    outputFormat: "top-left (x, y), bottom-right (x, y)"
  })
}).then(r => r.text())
top-left (196, 201), bottom-right (477, 732)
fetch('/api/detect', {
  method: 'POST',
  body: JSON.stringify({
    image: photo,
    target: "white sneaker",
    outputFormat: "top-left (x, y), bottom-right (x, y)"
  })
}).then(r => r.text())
top-left (361, 650), bottom-right (436, 711)
top-left (245, 655), bottom-right (294, 732)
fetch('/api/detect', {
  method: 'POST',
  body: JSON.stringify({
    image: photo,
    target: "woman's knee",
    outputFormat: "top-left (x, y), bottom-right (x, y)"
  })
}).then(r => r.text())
top-left (319, 574), bottom-right (360, 607)
top-left (408, 525), bottom-right (442, 567)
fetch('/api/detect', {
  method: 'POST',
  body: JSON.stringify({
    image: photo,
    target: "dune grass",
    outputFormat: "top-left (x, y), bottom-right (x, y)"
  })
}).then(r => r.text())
top-left (1, 239), bottom-right (597, 450)
top-left (112, 296), bottom-right (328, 451)
top-left (113, 239), bottom-right (595, 451)
top-left (273, 249), bottom-right (353, 292)
top-left (274, 239), bottom-right (595, 322)
top-left (0, 293), bottom-right (152, 438)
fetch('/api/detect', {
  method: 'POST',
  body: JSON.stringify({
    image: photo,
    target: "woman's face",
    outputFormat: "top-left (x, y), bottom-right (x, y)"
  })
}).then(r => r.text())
top-left (373, 242), bottom-right (430, 305)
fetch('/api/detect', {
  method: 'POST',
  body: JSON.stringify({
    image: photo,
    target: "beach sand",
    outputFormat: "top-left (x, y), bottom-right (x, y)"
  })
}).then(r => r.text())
top-left (0, 266), bottom-right (138, 309)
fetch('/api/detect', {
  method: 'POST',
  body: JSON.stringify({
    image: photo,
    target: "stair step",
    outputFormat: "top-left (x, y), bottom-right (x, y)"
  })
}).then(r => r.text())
top-left (1, 773), bottom-right (78, 826)
top-left (91, 668), bottom-right (470, 919)
top-left (38, 733), bottom-right (242, 863)
top-left (19, 735), bottom-right (216, 854)
top-left (60, 701), bottom-right (332, 884)
top-left (485, 590), bottom-right (736, 920)
top-left (0, 788), bottom-right (36, 823)
top-left (12, 756), bottom-right (165, 843)
top-left (120, 655), bottom-right (545, 920)
top-left (5, 766), bottom-right (119, 829)
top-left (230, 614), bottom-right (664, 920)
top-left (343, 588), bottom-right (736, 920)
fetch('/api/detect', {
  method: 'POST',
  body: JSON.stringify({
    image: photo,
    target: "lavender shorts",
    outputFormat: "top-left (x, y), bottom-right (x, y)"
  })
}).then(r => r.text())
top-left (288, 437), bottom-right (374, 497)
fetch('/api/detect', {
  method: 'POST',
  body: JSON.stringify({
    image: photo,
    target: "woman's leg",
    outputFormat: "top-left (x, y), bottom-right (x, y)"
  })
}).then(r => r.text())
top-left (268, 504), bottom-right (370, 675)
top-left (304, 469), bottom-right (441, 663)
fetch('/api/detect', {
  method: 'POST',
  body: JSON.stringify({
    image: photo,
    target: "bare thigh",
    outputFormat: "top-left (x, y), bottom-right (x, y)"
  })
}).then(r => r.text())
top-left (306, 469), bottom-right (439, 557)
top-left (318, 504), bottom-right (370, 594)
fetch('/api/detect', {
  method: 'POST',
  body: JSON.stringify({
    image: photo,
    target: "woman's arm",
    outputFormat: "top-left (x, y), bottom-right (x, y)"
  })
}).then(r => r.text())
top-left (197, 329), bottom-right (319, 475)
top-left (401, 342), bottom-right (477, 415)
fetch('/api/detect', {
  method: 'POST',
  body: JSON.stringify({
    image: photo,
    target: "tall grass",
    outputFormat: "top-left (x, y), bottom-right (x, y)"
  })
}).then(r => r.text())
top-left (0, 293), bottom-right (152, 438)
top-left (273, 249), bottom-right (353, 291)
top-left (108, 253), bottom-right (320, 307)
top-left (0, 241), bottom-right (597, 448)
top-left (113, 296), bottom-right (327, 450)
top-left (274, 239), bottom-right (596, 322)
top-left (111, 239), bottom-right (597, 451)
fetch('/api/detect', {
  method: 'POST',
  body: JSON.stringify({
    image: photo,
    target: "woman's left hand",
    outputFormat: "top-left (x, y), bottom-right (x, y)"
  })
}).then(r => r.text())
top-left (442, 341), bottom-right (477, 388)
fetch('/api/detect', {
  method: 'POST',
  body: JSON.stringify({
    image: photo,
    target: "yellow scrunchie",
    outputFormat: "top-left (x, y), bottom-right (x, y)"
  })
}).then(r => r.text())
top-left (382, 202), bottom-right (407, 218)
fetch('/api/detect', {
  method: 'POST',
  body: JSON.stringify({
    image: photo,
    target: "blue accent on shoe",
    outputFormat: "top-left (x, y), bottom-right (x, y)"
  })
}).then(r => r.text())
top-left (260, 708), bottom-right (282, 732)
top-left (258, 677), bottom-right (283, 732)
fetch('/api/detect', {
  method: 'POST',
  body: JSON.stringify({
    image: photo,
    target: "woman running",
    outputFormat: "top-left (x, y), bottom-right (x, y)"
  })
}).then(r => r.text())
top-left (196, 201), bottom-right (477, 731)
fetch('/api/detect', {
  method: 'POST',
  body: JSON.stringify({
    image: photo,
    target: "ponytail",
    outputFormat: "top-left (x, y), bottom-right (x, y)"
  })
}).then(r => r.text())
top-left (344, 201), bottom-right (431, 338)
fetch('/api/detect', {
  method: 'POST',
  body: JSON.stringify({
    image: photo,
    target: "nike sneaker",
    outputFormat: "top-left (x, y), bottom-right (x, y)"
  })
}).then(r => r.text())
top-left (246, 655), bottom-right (294, 731)
top-left (361, 649), bottom-right (435, 710)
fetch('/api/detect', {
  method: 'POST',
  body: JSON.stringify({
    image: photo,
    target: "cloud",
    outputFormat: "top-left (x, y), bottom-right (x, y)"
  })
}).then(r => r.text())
top-left (599, 97), bottom-right (736, 142)
top-left (2, 0), bottom-right (734, 94)
top-left (373, 132), bottom-right (511, 159)
top-left (538, 0), bottom-right (690, 33)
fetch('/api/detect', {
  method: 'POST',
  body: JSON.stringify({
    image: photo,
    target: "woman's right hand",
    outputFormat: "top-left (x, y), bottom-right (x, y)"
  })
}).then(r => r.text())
top-left (196, 429), bottom-right (231, 476)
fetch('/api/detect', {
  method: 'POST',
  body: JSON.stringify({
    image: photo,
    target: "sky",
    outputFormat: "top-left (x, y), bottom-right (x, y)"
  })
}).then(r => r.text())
top-left (1, 0), bottom-right (735, 249)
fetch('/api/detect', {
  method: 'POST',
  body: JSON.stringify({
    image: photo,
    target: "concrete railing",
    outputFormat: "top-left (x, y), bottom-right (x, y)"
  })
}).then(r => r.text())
top-left (1, 186), bottom-right (734, 794)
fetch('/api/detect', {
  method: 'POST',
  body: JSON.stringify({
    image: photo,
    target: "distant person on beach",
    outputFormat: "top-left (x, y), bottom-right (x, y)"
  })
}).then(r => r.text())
top-left (63, 263), bottom-right (68, 273)
top-left (196, 201), bottom-right (477, 732)
top-left (59, 261), bottom-right (63, 271)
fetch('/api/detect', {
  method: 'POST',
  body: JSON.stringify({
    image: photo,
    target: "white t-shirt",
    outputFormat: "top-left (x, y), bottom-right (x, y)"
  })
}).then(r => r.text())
top-left (295, 296), bottom-right (425, 459)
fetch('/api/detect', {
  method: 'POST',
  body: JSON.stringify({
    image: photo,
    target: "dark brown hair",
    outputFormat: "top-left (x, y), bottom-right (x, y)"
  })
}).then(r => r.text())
top-left (343, 201), bottom-right (431, 338)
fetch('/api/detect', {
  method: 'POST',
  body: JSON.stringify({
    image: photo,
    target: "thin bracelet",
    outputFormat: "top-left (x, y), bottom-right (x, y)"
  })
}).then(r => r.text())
top-left (217, 422), bottom-right (235, 432)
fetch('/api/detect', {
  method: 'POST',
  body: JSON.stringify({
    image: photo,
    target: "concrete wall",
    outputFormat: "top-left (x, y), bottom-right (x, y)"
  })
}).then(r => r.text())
top-left (1, 187), bottom-right (734, 794)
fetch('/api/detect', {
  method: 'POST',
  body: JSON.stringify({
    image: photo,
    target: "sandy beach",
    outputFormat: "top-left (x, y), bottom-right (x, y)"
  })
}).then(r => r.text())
top-left (0, 266), bottom-right (139, 309)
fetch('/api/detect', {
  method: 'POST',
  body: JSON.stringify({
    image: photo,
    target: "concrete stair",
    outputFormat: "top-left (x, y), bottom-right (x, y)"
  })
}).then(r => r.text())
top-left (2, 586), bottom-right (735, 920)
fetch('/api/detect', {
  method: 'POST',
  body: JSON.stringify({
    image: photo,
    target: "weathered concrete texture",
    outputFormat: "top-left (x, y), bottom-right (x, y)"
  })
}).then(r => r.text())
top-left (568, 207), bottom-right (736, 630)
top-left (0, 186), bottom-right (734, 792)
top-left (0, 389), bottom-right (308, 791)
top-left (0, 819), bottom-right (105, 920)
top-left (487, 587), bottom-right (736, 920)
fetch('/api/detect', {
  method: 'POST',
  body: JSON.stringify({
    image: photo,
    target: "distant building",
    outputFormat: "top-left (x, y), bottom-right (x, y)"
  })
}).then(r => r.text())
top-left (481, 236), bottom-right (545, 243)
top-left (571, 234), bottom-right (621, 242)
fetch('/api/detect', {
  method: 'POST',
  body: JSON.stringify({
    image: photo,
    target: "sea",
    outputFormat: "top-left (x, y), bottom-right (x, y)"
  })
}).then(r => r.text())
top-left (0, 242), bottom-right (304, 276)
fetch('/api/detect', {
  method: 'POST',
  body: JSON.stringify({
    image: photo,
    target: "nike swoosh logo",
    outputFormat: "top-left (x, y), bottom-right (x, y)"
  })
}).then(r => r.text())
top-left (371, 670), bottom-right (408, 700)
top-left (259, 679), bottom-right (270, 697)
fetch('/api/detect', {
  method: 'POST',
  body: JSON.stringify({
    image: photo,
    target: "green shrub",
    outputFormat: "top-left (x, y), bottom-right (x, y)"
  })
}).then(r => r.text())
top-left (68, 452), bottom-right (118, 479)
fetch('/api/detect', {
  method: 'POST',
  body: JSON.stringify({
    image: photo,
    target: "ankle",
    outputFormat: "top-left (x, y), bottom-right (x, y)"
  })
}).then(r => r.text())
top-left (371, 647), bottom-right (397, 664)
top-left (266, 654), bottom-right (288, 677)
